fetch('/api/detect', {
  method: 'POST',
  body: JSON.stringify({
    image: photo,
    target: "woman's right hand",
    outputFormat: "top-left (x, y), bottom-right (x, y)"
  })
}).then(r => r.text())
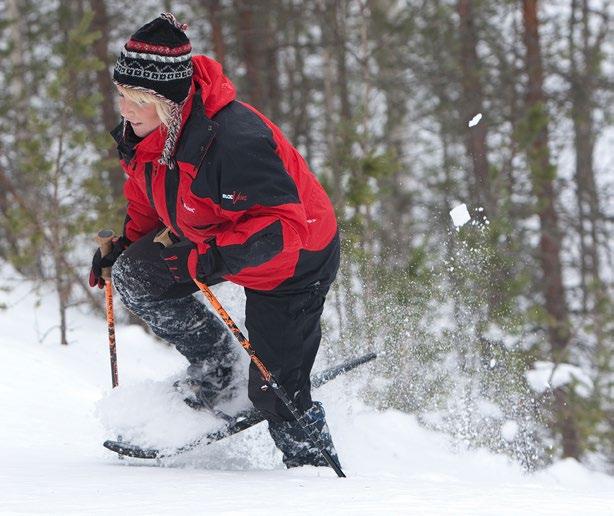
top-left (88, 236), bottom-right (130, 288)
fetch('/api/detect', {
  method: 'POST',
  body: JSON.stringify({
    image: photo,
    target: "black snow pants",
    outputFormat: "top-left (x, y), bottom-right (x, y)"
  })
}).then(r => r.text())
top-left (111, 228), bottom-right (339, 423)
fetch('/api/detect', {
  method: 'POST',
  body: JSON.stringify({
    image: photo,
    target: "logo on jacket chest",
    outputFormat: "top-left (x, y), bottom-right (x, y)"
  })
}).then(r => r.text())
top-left (182, 200), bottom-right (196, 213)
top-left (222, 191), bottom-right (248, 205)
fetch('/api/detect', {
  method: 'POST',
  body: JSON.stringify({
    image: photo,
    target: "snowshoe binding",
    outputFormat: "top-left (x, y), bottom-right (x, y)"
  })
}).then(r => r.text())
top-left (174, 361), bottom-right (239, 417)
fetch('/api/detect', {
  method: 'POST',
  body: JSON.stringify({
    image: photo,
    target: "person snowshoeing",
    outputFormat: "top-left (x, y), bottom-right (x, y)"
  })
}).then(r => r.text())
top-left (89, 12), bottom-right (341, 469)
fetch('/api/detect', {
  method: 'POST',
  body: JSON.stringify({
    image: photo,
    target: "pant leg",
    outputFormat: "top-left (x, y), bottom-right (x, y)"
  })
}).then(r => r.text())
top-left (244, 281), bottom-right (328, 422)
top-left (111, 229), bottom-right (236, 365)
top-left (244, 282), bottom-right (341, 468)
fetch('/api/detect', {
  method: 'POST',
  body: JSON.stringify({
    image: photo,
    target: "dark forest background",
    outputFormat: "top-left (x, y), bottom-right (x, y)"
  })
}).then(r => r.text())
top-left (0, 0), bottom-right (612, 473)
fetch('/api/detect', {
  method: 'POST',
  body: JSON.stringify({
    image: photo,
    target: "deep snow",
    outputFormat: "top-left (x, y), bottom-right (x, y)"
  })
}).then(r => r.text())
top-left (0, 267), bottom-right (613, 515)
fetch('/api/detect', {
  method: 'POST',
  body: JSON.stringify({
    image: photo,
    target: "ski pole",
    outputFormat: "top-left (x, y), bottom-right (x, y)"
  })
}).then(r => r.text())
top-left (96, 229), bottom-right (119, 388)
top-left (311, 351), bottom-right (377, 389)
top-left (154, 228), bottom-right (346, 477)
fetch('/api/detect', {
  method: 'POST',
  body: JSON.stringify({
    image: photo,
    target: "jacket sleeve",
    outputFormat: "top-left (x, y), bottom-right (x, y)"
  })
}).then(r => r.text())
top-left (122, 175), bottom-right (162, 242)
top-left (193, 133), bottom-right (309, 279)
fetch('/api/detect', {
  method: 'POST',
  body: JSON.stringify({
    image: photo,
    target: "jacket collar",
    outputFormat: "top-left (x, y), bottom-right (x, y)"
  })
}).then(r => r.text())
top-left (110, 122), bottom-right (140, 163)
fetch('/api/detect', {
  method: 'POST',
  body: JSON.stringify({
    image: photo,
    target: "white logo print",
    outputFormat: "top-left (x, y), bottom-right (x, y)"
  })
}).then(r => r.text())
top-left (222, 191), bottom-right (248, 205)
top-left (182, 201), bottom-right (196, 213)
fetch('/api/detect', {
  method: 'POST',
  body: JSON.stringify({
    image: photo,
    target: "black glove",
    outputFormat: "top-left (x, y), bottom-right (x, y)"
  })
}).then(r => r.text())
top-left (89, 236), bottom-right (130, 288)
top-left (160, 239), bottom-right (198, 283)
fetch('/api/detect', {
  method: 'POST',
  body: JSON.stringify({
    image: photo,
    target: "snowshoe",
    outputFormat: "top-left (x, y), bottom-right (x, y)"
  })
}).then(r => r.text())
top-left (104, 352), bottom-right (376, 461)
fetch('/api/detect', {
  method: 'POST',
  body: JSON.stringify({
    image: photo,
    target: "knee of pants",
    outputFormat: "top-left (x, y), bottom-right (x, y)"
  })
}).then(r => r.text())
top-left (111, 253), bottom-right (128, 292)
top-left (111, 252), bottom-right (152, 309)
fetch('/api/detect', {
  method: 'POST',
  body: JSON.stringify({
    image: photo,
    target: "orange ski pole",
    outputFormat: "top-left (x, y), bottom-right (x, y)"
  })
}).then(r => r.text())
top-left (96, 229), bottom-right (119, 388)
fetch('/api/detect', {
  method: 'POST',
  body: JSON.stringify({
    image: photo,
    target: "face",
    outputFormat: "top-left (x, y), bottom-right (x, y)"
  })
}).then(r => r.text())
top-left (117, 88), bottom-right (162, 137)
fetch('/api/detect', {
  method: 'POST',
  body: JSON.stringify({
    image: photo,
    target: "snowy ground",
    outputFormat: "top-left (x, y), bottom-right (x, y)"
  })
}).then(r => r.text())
top-left (1, 268), bottom-right (613, 515)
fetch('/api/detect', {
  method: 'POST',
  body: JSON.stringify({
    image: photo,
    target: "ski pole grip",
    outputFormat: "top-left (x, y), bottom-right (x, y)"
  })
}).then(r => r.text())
top-left (153, 227), bottom-right (174, 248)
top-left (96, 229), bottom-right (115, 281)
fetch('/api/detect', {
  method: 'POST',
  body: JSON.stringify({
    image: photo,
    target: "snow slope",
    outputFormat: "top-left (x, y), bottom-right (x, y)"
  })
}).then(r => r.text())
top-left (0, 269), bottom-right (613, 515)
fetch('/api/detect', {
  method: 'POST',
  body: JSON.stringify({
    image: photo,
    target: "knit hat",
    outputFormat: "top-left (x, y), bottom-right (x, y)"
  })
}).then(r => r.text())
top-left (113, 12), bottom-right (193, 167)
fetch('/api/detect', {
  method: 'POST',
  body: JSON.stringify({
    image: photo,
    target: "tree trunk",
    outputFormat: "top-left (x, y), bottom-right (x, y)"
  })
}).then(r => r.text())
top-left (7, 0), bottom-right (27, 130)
top-left (89, 0), bottom-right (125, 202)
top-left (568, 0), bottom-right (607, 315)
top-left (2, 0), bottom-right (27, 260)
top-left (457, 0), bottom-right (496, 219)
top-left (334, 0), bottom-right (352, 123)
top-left (319, 0), bottom-right (342, 209)
top-left (288, 5), bottom-right (308, 147)
top-left (264, 4), bottom-right (281, 123)
top-left (234, 0), bottom-right (265, 110)
top-left (208, 0), bottom-right (226, 67)
top-left (521, 0), bottom-right (579, 459)
top-left (330, 0), bottom-right (353, 213)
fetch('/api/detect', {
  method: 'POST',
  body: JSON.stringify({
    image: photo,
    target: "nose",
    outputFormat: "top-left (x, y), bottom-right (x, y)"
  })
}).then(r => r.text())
top-left (118, 97), bottom-right (134, 118)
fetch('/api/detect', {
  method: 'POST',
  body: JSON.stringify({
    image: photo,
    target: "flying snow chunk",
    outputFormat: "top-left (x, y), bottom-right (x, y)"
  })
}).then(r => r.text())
top-left (450, 203), bottom-right (471, 227)
top-left (468, 113), bottom-right (483, 127)
top-left (525, 361), bottom-right (594, 398)
top-left (501, 420), bottom-right (519, 442)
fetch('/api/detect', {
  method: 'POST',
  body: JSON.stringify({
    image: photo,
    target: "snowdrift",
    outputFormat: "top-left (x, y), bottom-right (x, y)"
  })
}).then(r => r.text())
top-left (0, 266), bottom-right (612, 514)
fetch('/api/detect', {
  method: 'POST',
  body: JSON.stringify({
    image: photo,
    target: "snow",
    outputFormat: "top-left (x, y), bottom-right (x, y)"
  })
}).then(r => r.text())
top-left (526, 361), bottom-right (594, 398)
top-left (97, 379), bottom-right (220, 450)
top-left (483, 322), bottom-right (520, 350)
top-left (501, 420), bottom-right (519, 442)
top-left (450, 203), bottom-right (471, 227)
top-left (1, 265), bottom-right (613, 514)
top-left (468, 113), bottom-right (483, 127)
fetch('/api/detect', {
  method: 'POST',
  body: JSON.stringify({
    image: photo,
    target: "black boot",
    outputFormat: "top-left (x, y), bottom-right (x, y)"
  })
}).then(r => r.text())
top-left (175, 333), bottom-right (241, 412)
top-left (176, 361), bottom-right (237, 411)
top-left (268, 402), bottom-right (341, 468)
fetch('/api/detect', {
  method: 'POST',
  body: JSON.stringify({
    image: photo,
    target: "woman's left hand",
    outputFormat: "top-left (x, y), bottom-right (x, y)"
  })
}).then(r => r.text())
top-left (159, 239), bottom-right (198, 283)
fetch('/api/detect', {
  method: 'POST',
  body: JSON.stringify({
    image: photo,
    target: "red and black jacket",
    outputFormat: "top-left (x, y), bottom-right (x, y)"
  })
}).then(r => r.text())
top-left (111, 55), bottom-right (338, 292)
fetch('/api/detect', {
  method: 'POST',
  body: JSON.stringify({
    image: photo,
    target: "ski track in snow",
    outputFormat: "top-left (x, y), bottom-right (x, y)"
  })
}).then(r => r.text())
top-left (0, 268), bottom-right (613, 515)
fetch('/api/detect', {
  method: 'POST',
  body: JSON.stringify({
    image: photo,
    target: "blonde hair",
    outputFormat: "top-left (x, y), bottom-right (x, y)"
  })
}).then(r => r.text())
top-left (116, 84), bottom-right (173, 127)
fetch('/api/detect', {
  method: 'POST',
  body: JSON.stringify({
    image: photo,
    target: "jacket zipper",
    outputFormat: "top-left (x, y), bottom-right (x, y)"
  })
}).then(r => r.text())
top-left (194, 124), bottom-right (217, 173)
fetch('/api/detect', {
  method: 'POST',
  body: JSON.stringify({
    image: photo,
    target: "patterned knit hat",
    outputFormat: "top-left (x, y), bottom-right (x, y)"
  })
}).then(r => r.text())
top-left (113, 13), bottom-right (193, 167)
